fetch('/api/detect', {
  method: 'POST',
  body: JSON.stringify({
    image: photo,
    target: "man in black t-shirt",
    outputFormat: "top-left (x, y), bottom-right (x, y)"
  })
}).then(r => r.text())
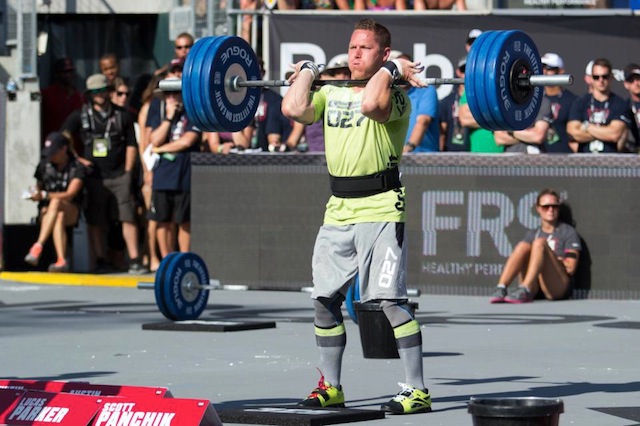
top-left (61, 74), bottom-right (146, 274)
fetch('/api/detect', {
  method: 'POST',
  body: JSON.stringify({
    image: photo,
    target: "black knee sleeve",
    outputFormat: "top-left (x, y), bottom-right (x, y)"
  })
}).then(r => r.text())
top-left (314, 295), bottom-right (345, 328)
top-left (380, 300), bottom-right (414, 328)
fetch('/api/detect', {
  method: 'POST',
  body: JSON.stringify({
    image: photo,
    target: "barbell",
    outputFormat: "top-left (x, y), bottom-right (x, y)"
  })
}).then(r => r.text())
top-left (158, 30), bottom-right (572, 133)
top-left (140, 251), bottom-right (420, 322)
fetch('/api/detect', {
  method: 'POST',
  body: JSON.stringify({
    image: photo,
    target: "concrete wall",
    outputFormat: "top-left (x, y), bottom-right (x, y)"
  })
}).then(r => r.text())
top-left (35, 0), bottom-right (175, 14)
top-left (3, 77), bottom-right (41, 224)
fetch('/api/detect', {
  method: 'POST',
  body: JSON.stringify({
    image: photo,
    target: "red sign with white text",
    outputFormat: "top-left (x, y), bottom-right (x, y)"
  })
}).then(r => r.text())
top-left (91, 396), bottom-right (222, 426)
top-left (0, 389), bottom-right (26, 420)
top-left (0, 380), bottom-right (171, 398)
top-left (0, 391), bottom-right (102, 425)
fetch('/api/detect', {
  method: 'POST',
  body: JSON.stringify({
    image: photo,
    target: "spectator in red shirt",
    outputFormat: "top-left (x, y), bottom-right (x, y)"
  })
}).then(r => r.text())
top-left (41, 57), bottom-right (84, 154)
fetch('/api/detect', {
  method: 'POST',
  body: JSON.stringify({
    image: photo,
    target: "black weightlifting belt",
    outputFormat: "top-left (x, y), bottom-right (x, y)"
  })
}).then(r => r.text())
top-left (329, 167), bottom-right (401, 198)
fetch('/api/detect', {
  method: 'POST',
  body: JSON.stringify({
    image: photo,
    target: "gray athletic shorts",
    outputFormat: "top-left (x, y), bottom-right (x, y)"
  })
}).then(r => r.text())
top-left (311, 222), bottom-right (408, 302)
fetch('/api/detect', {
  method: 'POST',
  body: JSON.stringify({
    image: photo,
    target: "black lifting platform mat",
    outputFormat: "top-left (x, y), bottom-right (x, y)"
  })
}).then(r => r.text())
top-left (141, 320), bottom-right (277, 332)
top-left (217, 405), bottom-right (386, 425)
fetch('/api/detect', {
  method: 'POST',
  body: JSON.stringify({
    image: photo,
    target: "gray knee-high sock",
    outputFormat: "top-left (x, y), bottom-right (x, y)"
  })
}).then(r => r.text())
top-left (398, 342), bottom-right (425, 390)
top-left (319, 342), bottom-right (345, 387)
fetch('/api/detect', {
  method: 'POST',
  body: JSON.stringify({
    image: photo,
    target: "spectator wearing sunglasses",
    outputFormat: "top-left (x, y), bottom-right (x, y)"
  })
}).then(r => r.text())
top-left (60, 74), bottom-right (146, 274)
top-left (490, 189), bottom-right (581, 304)
top-left (622, 63), bottom-right (640, 153)
top-left (154, 33), bottom-right (194, 77)
top-left (567, 57), bottom-right (632, 153)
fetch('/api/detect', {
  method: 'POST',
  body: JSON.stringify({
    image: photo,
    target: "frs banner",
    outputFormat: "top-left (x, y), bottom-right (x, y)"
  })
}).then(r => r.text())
top-left (191, 153), bottom-right (640, 299)
top-left (268, 13), bottom-right (640, 100)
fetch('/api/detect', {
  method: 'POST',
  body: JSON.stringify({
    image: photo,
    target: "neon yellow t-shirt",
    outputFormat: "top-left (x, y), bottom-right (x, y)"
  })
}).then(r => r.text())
top-left (311, 85), bottom-right (410, 225)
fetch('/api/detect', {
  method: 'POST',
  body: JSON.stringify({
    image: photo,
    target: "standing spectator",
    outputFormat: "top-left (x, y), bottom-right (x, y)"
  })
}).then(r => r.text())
top-left (282, 18), bottom-right (431, 414)
top-left (244, 58), bottom-right (293, 152)
top-left (364, 0), bottom-right (406, 9)
top-left (40, 57), bottom-right (84, 151)
top-left (155, 33), bottom-right (194, 77)
top-left (490, 189), bottom-right (581, 304)
top-left (99, 53), bottom-right (121, 86)
top-left (540, 53), bottom-right (577, 153)
top-left (110, 77), bottom-right (132, 110)
top-left (567, 58), bottom-right (632, 153)
top-left (147, 77), bottom-right (202, 256)
top-left (61, 74), bottom-right (146, 274)
top-left (464, 29), bottom-right (482, 53)
top-left (459, 91), bottom-right (503, 153)
top-left (622, 63), bottom-right (640, 153)
top-left (24, 132), bottom-right (85, 272)
top-left (493, 98), bottom-right (553, 153)
top-left (393, 52), bottom-right (440, 153)
top-left (137, 73), bottom-right (166, 272)
top-left (439, 56), bottom-right (469, 151)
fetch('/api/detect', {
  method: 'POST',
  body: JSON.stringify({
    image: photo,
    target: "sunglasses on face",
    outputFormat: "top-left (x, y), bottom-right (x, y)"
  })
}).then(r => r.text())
top-left (116, 91), bottom-right (129, 97)
top-left (539, 204), bottom-right (560, 210)
top-left (175, 44), bottom-right (192, 50)
top-left (592, 74), bottom-right (611, 81)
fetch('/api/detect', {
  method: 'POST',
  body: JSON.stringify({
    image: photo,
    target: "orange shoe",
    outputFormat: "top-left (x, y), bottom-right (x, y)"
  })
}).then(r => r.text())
top-left (48, 259), bottom-right (69, 272)
top-left (24, 243), bottom-right (43, 266)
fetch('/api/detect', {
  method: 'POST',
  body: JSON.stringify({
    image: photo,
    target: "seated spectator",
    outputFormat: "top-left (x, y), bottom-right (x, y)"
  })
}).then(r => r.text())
top-left (24, 132), bottom-right (86, 272)
top-left (490, 189), bottom-right (581, 304)
top-left (493, 97), bottom-right (553, 153)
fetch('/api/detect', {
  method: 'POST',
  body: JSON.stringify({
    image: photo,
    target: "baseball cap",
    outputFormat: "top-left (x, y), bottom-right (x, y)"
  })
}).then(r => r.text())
top-left (323, 54), bottom-right (349, 73)
top-left (53, 57), bottom-right (75, 72)
top-left (585, 60), bottom-right (594, 76)
top-left (42, 132), bottom-right (68, 159)
top-left (86, 73), bottom-right (109, 92)
top-left (541, 53), bottom-right (564, 69)
top-left (467, 29), bottom-right (483, 43)
top-left (624, 63), bottom-right (640, 81)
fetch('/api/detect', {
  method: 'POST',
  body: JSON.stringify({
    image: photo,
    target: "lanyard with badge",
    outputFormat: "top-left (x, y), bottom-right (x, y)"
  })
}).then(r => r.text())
top-left (587, 96), bottom-right (609, 153)
top-left (87, 108), bottom-right (112, 158)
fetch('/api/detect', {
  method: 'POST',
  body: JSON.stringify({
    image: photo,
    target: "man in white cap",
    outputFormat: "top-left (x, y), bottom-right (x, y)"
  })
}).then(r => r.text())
top-left (465, 29), bottom-right (482, 53)
top-left (61, 74), bottom-right (145, 274)
top-left (286, 54), bottom-right (351, 152)
top-left (538, 53), bottom-right (576, 153)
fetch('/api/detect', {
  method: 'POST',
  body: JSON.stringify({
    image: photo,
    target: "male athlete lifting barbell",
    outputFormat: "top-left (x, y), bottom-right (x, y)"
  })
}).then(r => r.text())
top-left (151, 24), bottom-right (574, 414)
